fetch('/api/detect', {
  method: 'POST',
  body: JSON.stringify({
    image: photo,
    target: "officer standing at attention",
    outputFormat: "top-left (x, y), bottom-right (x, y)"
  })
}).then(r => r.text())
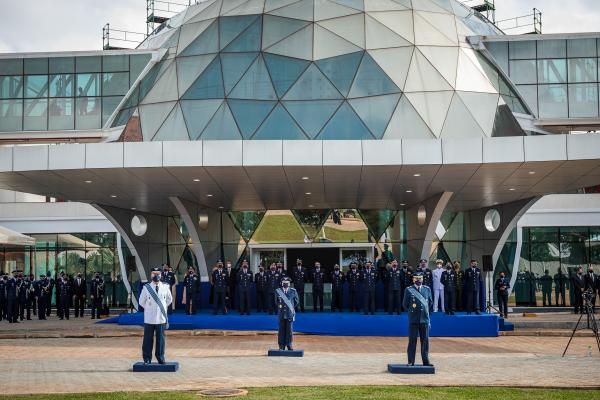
top-left (35, 274), bottom-right (50, 320)
top-left (400, 261), bottom-right (413, 311)
top-left (539, 269), bottom-right (553, 307)
top-left (432, 260), bottom-right (445, 313)
top-left (225, 260), bottom-right (236, 312)
top-left (183, 266), bottom-right (201, 315)
top-left (554, 268), bottom-right (566, 307)
top-left (20, 273), bottom-right (33, 320)
top-left (403, 273), bottom-right (433, 367)
top-left (416, 259), bottom-right (433, 292)
top-left (362, 261), bottom-right (378, 315)
top-left (347, 262), bottom-right (361, 312)
top-left (16, 271), bottom-right (27, 321)
top-left (440, 262), bottom-right (457, 315)
top-left (276, 261), bottom-right (287, 286)
top-left (59, 274), bottom-right (72, 320)
top-left (291, 259), bottom-right (306, 312)
top-left (6, 270), bottom-right (19, 323)
top-left (494, 271), bottom-right (510, 318)
top-left (584, 266), bottom-right (597, 312)
top-left (72, 272), bottom-right (86, 318)
top-left (464, 260), bottom-right (482, 315)
top-left (0, 273), bottom-right (6, 321)
top-left (387, 260), bottom-right (402, 315)
top-left (161, 264), bottom-right (176, 314)
top-left (266, 263), bottom-right (281, 315)
top-left (56, 271), bottom-right (65, 319)
top-left (212, 261), bottom-right (228, 315)
top-left (275, 277), bottom-right (299, 351)
top-left (254, 266), bottom-right (268, 313)
top-left (237, 260), bottom-right (253, 315)
top-left (311, 262), bottom-right (325, 312)
top-left (331, 264), bottom-right (344, 312)
top-left (90, 272), bottom-right (105, 319)
top-left (46, 271), bottom-right (55, 317)
top-left (28, 274), bottom-right (37, 317)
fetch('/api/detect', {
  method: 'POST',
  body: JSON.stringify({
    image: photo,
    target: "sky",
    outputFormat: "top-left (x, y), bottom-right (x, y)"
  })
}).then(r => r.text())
top-left (0, 0), bottom-right (599, 53)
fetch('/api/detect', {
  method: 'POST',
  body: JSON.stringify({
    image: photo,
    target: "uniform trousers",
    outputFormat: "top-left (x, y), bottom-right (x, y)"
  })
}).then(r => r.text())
top-left (331, 288), bottom-right (343, 311)
top-left (348, 289), bottom-right (359, 312)
top-left (497, 290), bottom-right (509, 317)
top-left (256, 289), bottom-right (267, 312)
top-left (59, 296), bottom-right (70, 319)
top-left (74, 295), bottom-right (85, 318)
top-left (364, 289), bottom-right (376, 313)
top-left (388, 290), bottom-right (401, 314)
top-left (444, 288), bottom-right (456, 314)
top-left (433, 287), bottom-right (444, 312)
top-left (465, 289), bottom-right (480, 313)
top-left (213, 291), bottom-right (227, 314)
top-left (238, 288), bottom-right (251, 314)
top-left (142, 323), bottom-right (165, 363)
top-left (407, 322), bottom-right (430, 365)
top-left (278, 318), bottom-right (293, 349)
top-left (313, 289), bottom-right (323, 312)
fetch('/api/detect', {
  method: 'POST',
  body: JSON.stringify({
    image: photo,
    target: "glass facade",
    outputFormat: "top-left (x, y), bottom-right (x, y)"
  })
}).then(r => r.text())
top-left (487, 37), bottom-right (600, 118)
top-left (0, 232), bottom-right (127, 307)
top-left (112, 1), bottom-right (528, 140)
top-left (0, 53), bottom-right (152, 132)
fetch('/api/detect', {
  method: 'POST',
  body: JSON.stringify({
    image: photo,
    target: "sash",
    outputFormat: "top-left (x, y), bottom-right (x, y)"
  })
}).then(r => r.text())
top-left (276, 288), bottom-right (295, 319)
top-left (144, 283), bottom-right (169, 329)
top-left (408, 286), bottom-right (429, 310)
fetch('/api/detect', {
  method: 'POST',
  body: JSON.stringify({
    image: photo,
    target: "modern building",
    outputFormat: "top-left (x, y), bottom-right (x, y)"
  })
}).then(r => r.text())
top-left (0, 0), bottom-right (599, 310)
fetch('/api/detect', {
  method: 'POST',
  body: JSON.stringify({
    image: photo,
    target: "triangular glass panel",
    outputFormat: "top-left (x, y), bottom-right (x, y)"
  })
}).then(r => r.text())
top-left (219, 15), bottom-right (258, 50)
top-left (228, 99), bottom-right (277, 139)
top-left (330, 0), bottom-right (364, 11)
top-left (455, 48), bottom-right (498, 94)
top-left (139, 101), bottom-right (176, 141)
top-left (383, 95), bottom-right (435, 139)
top-left (403, 48), bottom-right (453, 92)
top-left (357, 209), bottom-right (397, 240)
top-left (317, 14), bottom-right (365, 48)
top-left (176, 54), bottom-right (216, 95)
top-left (313, 25), bottom-right (362, 60)
top-left (417, 46), bottom-right (459, 88)
top-left (177, 19), bottom-right (214, 54)
top-left (413, 11), bottom-right (457, 46)
top-left (365, 0), bottom-right (408, 11)
top-left (265, 0), bottom-right (300, 12)
top-left (265, 24), bottom-right (313, 60)
top-left (184, 0), bottom-right (219, 23)
top-left (252, 103), bottom-right (307, 139)
top-left (349, 93), bottom-right (400, 139)
top-left (221, 52), bottom-right (260, 95)
top-left (412, 0), bottom-right (453, 14)
top-left (314, 0), bottom-right (360, 21)
top-left (263, 53), bottom-right (310, 97)
top-left (365, 14), bottom-right (412, 49)
top-left (182, 57), bottom-right (224, 99)
top-left (283, 100), bottom-right (342, 138)
top-left (228, 211), bottom-right (266, 242)
top-left (200, 101), bottom-right (242, 139)
top-left (167, 244), bottom-right (186, 269)
top-left (317, 101), bottom-right (374, 140)
top-left (140, 62), bottom-right (178, 104)
top-left (457, 92), bottom-right (500, 136)
top-left (180, 20), bottom-right (219, 56)
top-left (220, 0), bottom-right (247, 15)
top-left (368, 47), bottom-right (413, 90)
top-left (291, 209), bottom-right (332, 240)
top-left (315, 51), bottom-right (364, 96)
top-left (229, 55), bottom-right (277, 100)
top-left (186, 0), bottom-right (222, 24)
top-left (404, 91), bottom-right (454, 137)
top-left (440, 93), bottom-right (486, 138)
top-left (179, 245), bottom-right (199, 270)
top-left (180, 99), bottom-right (222, 139)
top-left (348, 53), bottom-right (400, 97)
top-left (153, 103), bottom-right (190, 141)
top-left (268, 0), bottom-right (314, 21)
top-left (223, 17), bottom-right (263, 52)
top-left (284, 64), bottom-right (343, 100)
top-left (368, 10), bottom-right (414, 44)
top-left (492, 102), bottom-right (525, 137)
top-left (262, 15), bottom-right (310, 49)
top-left (225, 0), bottom-right (266, 16)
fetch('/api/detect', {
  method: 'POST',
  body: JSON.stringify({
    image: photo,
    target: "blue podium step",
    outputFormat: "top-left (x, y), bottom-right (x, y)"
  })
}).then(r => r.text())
top-left (388, 364), bottom-right (435, 374)
top-left (132, 361), bottom-right (179, 372)
top-left (268, 349), bottom-right (304, 357)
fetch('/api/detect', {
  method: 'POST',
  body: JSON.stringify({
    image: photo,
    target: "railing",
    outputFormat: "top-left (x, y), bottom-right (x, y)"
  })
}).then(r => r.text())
top-left (147, 0), bottom-right (194, 35)
top-left (461, 0), bottom-right (496, 23)
top-left (496, 8), bottom-right (543, 34)
top-left (102, 23), bottom-right (147, 50)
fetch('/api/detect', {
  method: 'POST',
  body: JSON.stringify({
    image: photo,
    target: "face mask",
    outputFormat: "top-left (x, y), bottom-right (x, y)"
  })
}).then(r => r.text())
top-left (589, 270), bottom-right (594, 274)
top-left (152, 275), bottom-right (161, 282)
top-left (282, 282), bottom-right (289, 288)
top-left (415, 280), bottom-right (422, 287)
top-left (500, 275), bottom-right (505, 279)
top-left (77, 274), bottom-right (82, 278)
top-left (446, 266), bottom-right (451, 270)
top-left (95, 276), bottom-right (100, 280)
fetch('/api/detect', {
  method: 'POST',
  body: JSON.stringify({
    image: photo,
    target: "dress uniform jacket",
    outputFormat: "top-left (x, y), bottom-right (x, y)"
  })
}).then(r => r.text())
top-left (139, 281), bottom-right (172, 325)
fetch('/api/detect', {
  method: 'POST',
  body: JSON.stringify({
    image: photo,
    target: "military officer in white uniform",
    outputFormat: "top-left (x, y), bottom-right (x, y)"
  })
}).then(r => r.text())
top-left (139, 267), bottom-right (173, 364)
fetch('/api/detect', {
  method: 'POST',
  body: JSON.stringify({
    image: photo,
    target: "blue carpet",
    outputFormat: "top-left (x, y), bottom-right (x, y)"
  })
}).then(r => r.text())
top-left (107, 311), bottom-right (499, 337)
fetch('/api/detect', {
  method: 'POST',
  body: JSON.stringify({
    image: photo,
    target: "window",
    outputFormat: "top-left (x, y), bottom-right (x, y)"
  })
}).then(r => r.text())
top-left (24, 75), bottom-right (48, 98)
top-left (102, 72), bottom-right (129, 96)
top-left (568, 58), bottom-right (597, 83)
top-left (509, 41), bottom-right (536, 60)
top-left (48, 98), bottom-right (74, 130)
top-left (567, 38), bottom-right (597, 58)
top-left (537, 40), bottom-right (566, 59)
top-left (568, 83), bottom-right (598, 118)
top-left (0, 76), bottom-right (23, 99)
top-left (537, 59), bottom-right (567, 84)
top-left (538, 84), bottom-right (568, 118)
top-left (49, 74), bottom-right (74, 97)
top-left (76, 73), bottom-right (101, 97)
top-left (23, 98), bottom-right (48, 130)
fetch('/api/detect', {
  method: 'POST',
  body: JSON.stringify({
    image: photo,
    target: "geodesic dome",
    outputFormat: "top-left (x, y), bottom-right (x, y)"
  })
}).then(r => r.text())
top-left (111, 0), bottom-right (529, 140)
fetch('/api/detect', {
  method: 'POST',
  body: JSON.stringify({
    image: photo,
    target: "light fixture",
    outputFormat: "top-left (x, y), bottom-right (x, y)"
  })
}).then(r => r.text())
top-left (301, 176), bottom-right (309, 180)
top-left (110, 194), bottom-right (117, 198)
top-left (509, 188), bottom-right (516, 191)
top-left (528, 171), bottom-right (536, 175)
top-left (305, 192), bottom-right (312, 195)
top-left (131, 207), bottom-right (137, 210)
top-left (413, 173), bottom-right (421, 177)
top-left (84, 180), bottom-right (92, 184)
top-left (406, 190), bottom-right (413, 193)
top-left (399, 203), bottom-right (406, 206)
top-left (218, 206), bottom-right (224, 209)
top-left (193, 178), bottom-right (200, 182)
top-left (206, 194), bottom-right (213, 197)
top-left (308, 204), bottom-right (315, 208)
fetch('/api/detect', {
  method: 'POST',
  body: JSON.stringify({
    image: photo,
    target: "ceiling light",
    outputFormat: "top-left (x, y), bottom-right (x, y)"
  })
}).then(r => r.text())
top-left (399, 203), bottom-right (406, 206)
top-left (206, 194), bottom-right (213, 197)
top-left (308, 204), bottom-right (315, 208)
top-left (84, 180), bottom-right (92, 184)
top-left (193, 178), bottom-right (200, 182)
top-left (413, 173), bottom-right (421, 177)
top-left (131, 207), bottom-right (137, 210)
top-left (301, 176), bottom-right (309, 180)
top-left (305, 192), bottom-right (312, 195)
top-left (509, 188), bottom-right (516, 191)
top-left (218, 206), bottom-right (224, 210)
top-left (528, 171), bottom-right (536, 175)
top-left (406, 190), bottom-right (412, 193)
top-left (110, 194), bottom-right (117, 198)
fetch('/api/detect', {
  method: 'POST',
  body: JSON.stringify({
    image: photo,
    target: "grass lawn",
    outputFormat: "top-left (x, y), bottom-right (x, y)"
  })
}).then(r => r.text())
top-left (252, 214), bottom-right (305, 243)
top-left (6, 387), bottom-right (600, 400)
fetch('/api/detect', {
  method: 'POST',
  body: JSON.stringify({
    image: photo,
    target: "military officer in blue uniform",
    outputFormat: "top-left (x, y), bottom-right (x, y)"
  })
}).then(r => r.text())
top-left (16, 271), bottom-right (26, 321)
top-left (237, 260), bottom-right (253, 315)
top-left (58, 274), bottom-right (72, 320)
top-left (225, 260), bottom-right (236, 312)
top-left (29, 273), bottom-right (37, 317)
top-left (90, 272), bottom-right (105, 319)
top-left (441, 263), bottom-right (457, 315)
top-left (19, 273), bottom-right (33, 320)
top-left (72, 272), bottom-right (86, 318)
top-left (464, 260), bottom-right (482, 315)
top-left (400, 261), bottom-right (413, 311)
top-left (183, 266), bottom-right (201, 315)
top-left (416, 259), bottom-right (433, 291)
top-left (403, 273), bottom-right (433, 367)
top-left (276, 262), bottom-right (287, 287)
top-left (254, 266), bottom-right (268, 312)
top-left (0, 273), bottom-right (7, 321)
top-left (347, 262), bottom-right (361, 312)
top-left (35, 274), bottom-right (50, 320)
top-left (161, 264), bottom-right (176, 314)
top-left (311, 262), bottom-right (325, 312)
top-left (494, 272), bottom-right (510, 318)
top-left (362, 261), bottom-right (378, 315)
top-left (331, 264), bottom-right (344, 312)
top-left (387, 260), bottom-right (402, 315)
top-left (266, 263), bottom-right (281, 315)
top-left (212, 261), bottom-right (228, 315)
top-left (6, 271), bottom-right (19, 323)
top-left (275, 277), bottom-right (300, 351)
top-left (291, 259), bottom-right (306, 312)
top-left (45, 271), bottom-right (54, 317)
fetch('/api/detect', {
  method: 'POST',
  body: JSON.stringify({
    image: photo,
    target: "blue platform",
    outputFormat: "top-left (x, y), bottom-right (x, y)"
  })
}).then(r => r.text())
top-left (132, 362), bottom-right (179, 372)
top-left (388, 364), bottom-right (435, 374)
top-left (102, 311), bottom-right (500, 337)
top-left (268, 349), bottom-right (304, 357)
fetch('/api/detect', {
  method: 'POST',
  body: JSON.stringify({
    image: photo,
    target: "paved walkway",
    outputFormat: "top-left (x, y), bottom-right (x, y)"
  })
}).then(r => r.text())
top-left (0, 331), bottom-right (598, 395)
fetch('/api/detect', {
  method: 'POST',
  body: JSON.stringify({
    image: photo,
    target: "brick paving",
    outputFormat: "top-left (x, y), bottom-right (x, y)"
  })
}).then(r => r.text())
top-left (0, 329), bottom-right (598, 395)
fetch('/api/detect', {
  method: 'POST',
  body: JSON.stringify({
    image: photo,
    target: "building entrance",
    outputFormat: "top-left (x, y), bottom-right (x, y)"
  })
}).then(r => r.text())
top-left (286, 247), bottom-right (339, 281)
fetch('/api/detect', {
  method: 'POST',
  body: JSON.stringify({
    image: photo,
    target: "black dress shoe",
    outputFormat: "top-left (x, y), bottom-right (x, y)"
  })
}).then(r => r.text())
top-left (475, 311), bottom-right (481, 315)
top-left (143, 360), bottom-right (151, 364)
top-left (407, 363), bottom-right (414, 366)
top-left (279, 347), bottom-right (285, 351)
top-left (287, 346), bottom-right (294, 351)
top-left (158, 359), bottom-right (166, 365)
